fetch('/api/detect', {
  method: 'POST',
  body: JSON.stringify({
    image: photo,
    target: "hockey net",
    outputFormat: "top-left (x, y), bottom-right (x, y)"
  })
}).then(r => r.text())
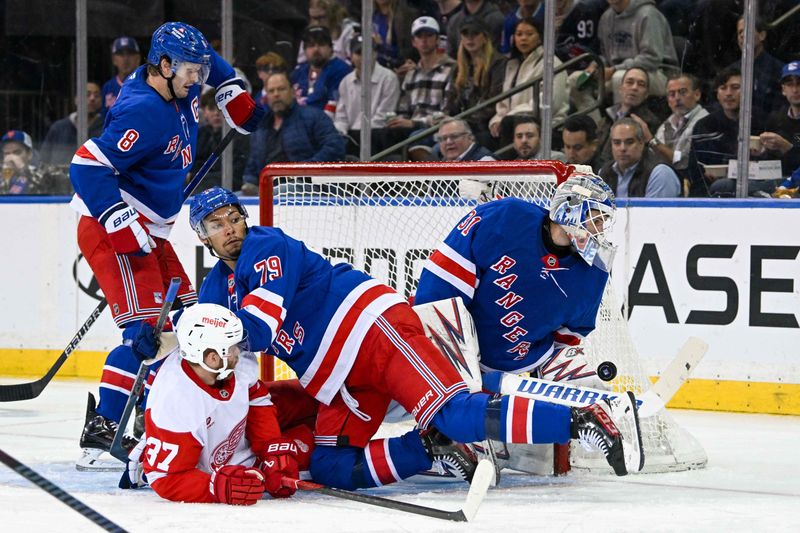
top-left (258, 160), bottom-right (706, 474)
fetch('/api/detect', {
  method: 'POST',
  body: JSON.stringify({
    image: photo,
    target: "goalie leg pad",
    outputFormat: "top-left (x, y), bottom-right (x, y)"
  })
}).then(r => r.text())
top-left (309, 431), bottom-right (431, 490)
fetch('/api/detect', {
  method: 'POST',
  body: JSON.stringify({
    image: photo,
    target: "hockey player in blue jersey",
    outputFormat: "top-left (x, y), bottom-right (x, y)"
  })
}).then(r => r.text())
top-left (71, 22), bottom-right (265, 467)
top-left (415, 172), bottom-right (616, 378)
top-left (186, 185), bottom-right (642, 490)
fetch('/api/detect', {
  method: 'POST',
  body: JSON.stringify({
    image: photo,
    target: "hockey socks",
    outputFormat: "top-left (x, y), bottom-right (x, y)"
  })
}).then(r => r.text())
top-left (485, 394), bottom-right (572, 444)
top-left (431, 391), bottom-right (572, 445)
top-left (96, 325), bottom-right (161, 423)
top-left (310, 431), bottom-right (432, 490)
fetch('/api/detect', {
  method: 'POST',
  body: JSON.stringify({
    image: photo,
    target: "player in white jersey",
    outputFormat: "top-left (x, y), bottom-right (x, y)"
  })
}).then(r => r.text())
top-left (138, 303), bottom-right (316, 504)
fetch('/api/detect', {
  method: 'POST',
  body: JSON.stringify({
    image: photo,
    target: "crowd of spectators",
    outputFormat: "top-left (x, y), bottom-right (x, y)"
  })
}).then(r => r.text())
top-left (5, 1), bottom-right (800, 199)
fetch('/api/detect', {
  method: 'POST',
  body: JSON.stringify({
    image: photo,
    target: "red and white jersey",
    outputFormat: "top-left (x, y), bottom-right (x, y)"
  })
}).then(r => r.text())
top-left (142, 353), bottom-right (280, 503)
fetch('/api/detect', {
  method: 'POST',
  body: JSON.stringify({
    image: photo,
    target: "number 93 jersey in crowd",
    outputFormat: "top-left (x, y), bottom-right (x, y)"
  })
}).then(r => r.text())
top-left (415, 198), bottom-right (609, 374)
top-left (69, 52), bottom-right (234, 239)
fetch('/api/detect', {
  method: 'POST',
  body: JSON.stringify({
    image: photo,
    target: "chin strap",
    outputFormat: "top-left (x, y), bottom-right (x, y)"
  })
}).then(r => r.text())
top-left (154, 59), bottom-right (178, 100)
top-left (541, 220), bottom-right (573, 258)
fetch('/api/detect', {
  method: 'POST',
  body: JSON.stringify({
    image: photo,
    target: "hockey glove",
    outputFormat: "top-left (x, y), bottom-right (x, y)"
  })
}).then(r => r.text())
top-left (209, 464), bottom-right (265, 506)
top-left (131, 317), bottom-right (173, 363)
top-left (216, 77), bottom-right (266, 134)
top-left (99, 201), bottom-right (155, 256)
top-left (118, 439), bottom-right (148, 489)
top-left (258, 438), bottom-right (300, 499)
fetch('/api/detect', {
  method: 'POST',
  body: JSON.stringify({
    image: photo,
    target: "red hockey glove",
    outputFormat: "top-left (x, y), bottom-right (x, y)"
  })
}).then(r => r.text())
top-left (215, 77), bottom-right (266, 134)
top-left (99, 201), bottom-right (154, 256)
top-left (209, 464), bottom-right (265, 506)
top-left (259, 439), bottom-right (300, 499)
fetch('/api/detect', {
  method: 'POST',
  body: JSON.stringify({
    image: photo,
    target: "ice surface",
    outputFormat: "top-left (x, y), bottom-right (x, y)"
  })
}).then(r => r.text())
top-left (1, 380), bottom-right (798, 532)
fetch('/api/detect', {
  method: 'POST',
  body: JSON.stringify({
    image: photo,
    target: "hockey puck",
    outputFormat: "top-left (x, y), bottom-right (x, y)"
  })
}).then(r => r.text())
top-left (597, 361), bottom-right (617, 382)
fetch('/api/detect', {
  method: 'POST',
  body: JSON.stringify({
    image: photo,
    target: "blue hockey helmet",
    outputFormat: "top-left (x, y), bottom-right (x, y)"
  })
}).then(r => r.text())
top-left (549, 170), bottom-right (617, 272)
top-left (148, 22), bottom-right (212, 85)
top-left (189, 186), bottom-right (247, 238)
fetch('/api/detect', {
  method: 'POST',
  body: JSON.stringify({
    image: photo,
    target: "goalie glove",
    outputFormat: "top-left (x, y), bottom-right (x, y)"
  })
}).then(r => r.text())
top-left (209, 464), bottom-right (266, 506)
top-left (99, 201), bottom-right (155, 256)
top-left (258, 438), bottom-right (300, 499)
top-left (216, 77), bottom-right (266, 134)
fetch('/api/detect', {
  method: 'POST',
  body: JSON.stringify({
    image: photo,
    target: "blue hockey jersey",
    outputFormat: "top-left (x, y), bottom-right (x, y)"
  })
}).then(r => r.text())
top-left (69, 53), bottom-right (234, 238)
top-left (198, 226), bottom-right (406, 405)
top-left (414, 198), bottom-right (608, 373)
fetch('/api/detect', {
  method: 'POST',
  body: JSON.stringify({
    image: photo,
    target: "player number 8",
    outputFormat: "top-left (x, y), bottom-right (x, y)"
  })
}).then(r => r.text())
top-left (117, 129), bottom-right (140, 152)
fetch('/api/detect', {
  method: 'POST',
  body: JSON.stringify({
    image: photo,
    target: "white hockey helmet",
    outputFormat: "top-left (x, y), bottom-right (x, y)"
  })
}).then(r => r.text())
top-left (549, 171), bottom-right (617, 272)
top-left (176, 303), bottom-right (244, 380)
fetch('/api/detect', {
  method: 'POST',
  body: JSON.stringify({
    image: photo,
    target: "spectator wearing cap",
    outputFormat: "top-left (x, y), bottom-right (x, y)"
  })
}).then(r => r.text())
top-left (445, 17), bottom-right (506, 148)
top-left (373, 0), bottom-right (420, 72)
top-left (298, 0), bottom-right (360, 65)
top-left (291, 26), bottom-right (353, 119)
top-left (40, 81), bottom-right (104, 166)
top-left (755, 61), bottom-right (800, 177)
top-left (1, 131), bottom-right (70, 195)
top-left (447, 0), bottom-right (504, 58)
top-left (254, 52), bottom-right (289, 107)
top-left (374, 16), bottom-right (456, 156)
top-left (101, 36), bottom-right (141, 113)
top-left (489, 17), bottom-right (568, 144)
top-left (334, 35), bottom-right (400, 158)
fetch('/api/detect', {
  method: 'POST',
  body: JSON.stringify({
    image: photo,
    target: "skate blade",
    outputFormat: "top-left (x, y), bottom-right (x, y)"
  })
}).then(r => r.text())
top-left (76, 448), bottom-right (124, 472)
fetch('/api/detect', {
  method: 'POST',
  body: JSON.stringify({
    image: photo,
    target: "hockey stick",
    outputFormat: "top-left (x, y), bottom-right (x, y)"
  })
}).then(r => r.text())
top-left (281, 459), bottom-right (494, 522)
top-left (0, 447), bottom-right (128, 532)
top-left (0, 130), bottom-right (238, 403)
top-left (484, 337), bottom-right (708, 418)
top-left (108, 278), bottom-right (182, 463)
top-left (0, 300), bottom-right (107, 402)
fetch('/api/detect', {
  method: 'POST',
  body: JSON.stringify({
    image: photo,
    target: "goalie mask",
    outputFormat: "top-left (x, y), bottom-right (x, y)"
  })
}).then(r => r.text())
top-left (549, 172), bottom-right (617, 272)
top-left (176, 303), bottom-right (244, 380)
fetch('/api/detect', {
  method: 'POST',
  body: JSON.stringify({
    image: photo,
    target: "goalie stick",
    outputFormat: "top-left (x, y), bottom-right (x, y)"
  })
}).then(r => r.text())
top-left (484, 337), bottom-right (708, 418)
top-left (0, 129), bottom-right (238, 403)
top-left (0, 447), bottom-right (128, 533)
top-left (281, 459), bottom-right (494, 522)
top-left (109, 277), bottom-right (182, 463)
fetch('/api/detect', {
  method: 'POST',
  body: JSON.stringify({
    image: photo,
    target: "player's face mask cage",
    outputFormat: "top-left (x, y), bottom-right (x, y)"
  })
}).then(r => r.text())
top-left (549, 174), bottom-right (617, 272)
top-left (176, 303), bottom-right (244, 380)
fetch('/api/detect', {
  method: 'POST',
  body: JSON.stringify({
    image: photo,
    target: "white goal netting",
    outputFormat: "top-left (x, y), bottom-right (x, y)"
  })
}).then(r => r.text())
top-left (260, 161), bottom-right (707, 474)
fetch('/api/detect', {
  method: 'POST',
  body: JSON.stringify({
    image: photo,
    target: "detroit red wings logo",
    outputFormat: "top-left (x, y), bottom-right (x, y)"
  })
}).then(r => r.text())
top-left (210, 415), bottom-right (247, 468)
